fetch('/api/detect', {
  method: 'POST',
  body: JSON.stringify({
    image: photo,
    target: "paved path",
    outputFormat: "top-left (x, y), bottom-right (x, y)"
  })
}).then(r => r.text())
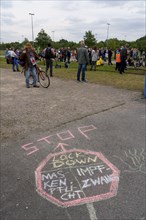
top-left (0, 68), bottom-right (145, 220)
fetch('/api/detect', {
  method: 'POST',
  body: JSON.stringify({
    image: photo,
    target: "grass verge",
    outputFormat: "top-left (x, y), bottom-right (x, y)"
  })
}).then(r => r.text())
top-left (0, 57), bottom-right (145, 92)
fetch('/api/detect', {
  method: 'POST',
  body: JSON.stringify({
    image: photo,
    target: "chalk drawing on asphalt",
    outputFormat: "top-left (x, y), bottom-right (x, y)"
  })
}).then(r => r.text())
top-left (21, 125), bottom-right (97, 156)
top-left (114, 148), bottom-right (146, 174)
top-left (35, 144), bottom-right (120, 208)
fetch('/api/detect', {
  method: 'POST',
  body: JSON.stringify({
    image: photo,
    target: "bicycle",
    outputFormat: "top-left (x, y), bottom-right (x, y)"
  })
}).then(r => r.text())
top-left (21, 63), bottom-right (50, 88)
top-left (35, 64), bottom-right (50, 88)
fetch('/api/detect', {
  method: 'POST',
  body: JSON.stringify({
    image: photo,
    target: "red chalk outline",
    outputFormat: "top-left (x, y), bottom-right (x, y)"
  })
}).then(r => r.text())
top-left (35, 149), bottom-right (120, 207)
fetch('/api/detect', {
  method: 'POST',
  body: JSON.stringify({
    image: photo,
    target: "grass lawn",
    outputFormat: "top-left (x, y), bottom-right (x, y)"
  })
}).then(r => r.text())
top-left (0, 56), bottom-right (145, 92)
top-left (52, 61), bottom-right (145, 92)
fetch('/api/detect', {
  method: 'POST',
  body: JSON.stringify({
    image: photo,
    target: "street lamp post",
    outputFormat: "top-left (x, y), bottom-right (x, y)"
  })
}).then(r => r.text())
top-left (52, 30), bottom-right (55, 41)
top-left (106, 23), bottom-right (110, 47)
top-left (29, 13), bottom-right (35, 44)
top-left (95, 33), bottom-right (97, 43)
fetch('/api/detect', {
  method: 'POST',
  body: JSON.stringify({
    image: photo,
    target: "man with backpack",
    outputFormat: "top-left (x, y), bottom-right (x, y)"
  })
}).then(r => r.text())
top-left (45, 43), bottom-right (55, 77)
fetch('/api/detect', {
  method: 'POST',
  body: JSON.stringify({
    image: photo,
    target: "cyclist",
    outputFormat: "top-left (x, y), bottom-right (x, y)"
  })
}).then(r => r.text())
top-left (19, 42), bottom-right (40, 88)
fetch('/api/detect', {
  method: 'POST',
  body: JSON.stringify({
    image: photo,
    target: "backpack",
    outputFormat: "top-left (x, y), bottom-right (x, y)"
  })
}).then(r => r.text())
top-left (45, 47), bottom-right (54, 59)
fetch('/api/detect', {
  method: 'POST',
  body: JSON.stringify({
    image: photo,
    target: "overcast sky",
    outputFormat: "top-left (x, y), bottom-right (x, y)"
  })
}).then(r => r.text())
top-left (1, 0), bottom-right (146, 43)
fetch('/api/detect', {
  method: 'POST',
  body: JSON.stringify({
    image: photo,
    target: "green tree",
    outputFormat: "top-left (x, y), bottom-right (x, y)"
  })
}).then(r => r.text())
top-left (58, 39), bottom-right (68, 48)
top-left (22, 38), bottom-right (29, 44)
top-left (83, 31), bottom-right (97, 47)
top-left (108, 38), bottom-right (119, 50)
top-left (35, 29), bottom-right (52, 49)
top-left (136, 35), bottom-right (146, 50)
top-left (97, 41), bottom-right (106, 49)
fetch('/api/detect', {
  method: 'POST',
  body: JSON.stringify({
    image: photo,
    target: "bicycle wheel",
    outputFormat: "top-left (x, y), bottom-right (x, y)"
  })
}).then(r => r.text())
top-left (38, 70), bottom-right (50, 88)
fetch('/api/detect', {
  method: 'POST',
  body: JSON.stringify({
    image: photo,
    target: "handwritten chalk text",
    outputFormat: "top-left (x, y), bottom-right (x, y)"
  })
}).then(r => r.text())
top-left (21, 125), bottom-right (97, 156)
top-left (76, 165), bottom-right (109, 176)
top-left (52, 153), bottom-right (98, 168)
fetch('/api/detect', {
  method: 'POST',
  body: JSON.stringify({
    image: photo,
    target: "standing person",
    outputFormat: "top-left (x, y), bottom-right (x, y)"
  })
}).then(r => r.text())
top-left (63, 47), bottom-right (67, 63)
top-left (5, 48), bottom-right (10, 64)
top-left (45, 42), bottom-right (55, 77)
top-left (66, 47), bottom-right (71, 63)
top-left (19, 42), bottom-right (40, 88)
top-left (88, 48), bottom-right (92, 66)
top-left (14, 48), bottom-right (20, 71)
top-left (76, 40), bottom-right (89, 82)
top-left (104, 48), bottom-right (108, 62)
top-left (90, 46), bottom-right (98, 71)
top-left (115, 48), bottom-right (121, 72)
top-left (108, 48), bottom-right (113, 65)
top-left (120, 45), bottom-right (128, 74)
top-left (8, 48), bottom-right (19, 72)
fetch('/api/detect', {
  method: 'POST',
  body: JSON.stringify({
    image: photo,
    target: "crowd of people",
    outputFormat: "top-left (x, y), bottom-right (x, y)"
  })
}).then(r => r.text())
top-left (5, 42), bottom-right (145, 87)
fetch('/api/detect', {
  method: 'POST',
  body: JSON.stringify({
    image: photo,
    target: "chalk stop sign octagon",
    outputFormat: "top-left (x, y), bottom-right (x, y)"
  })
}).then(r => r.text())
top-left (35, 149), bottom-right (120, 207)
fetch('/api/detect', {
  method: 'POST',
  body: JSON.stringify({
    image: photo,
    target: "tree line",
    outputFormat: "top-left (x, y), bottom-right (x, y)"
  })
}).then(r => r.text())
top-left (0, 29), bottom-right (146, 51)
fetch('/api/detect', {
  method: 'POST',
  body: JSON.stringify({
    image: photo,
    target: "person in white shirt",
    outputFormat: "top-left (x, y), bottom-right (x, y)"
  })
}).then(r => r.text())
top-left (8, 48), bottom-right (19, 72)
top-left (90, 46), bottom-right (99, 71)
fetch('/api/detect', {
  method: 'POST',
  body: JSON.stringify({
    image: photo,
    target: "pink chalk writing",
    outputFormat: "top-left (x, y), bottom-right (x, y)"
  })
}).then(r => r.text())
top-left (37, 135), bottom-right (54, 144)
top-left (21, 124), bottom-right (97, 156)
top-left (21, 143), bottom-right (39, 156)
top-left (78, 125), bottom-right (97, 139)
top-left (57, 130), bottom-right (75, 141)
top-left (54, 143), bottom-right (69, 152)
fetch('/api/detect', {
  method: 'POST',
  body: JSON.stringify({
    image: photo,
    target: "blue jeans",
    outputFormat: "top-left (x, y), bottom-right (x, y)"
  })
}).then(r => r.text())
top-left (77, 63), bottom-right (86, 81)
top-left (25, 66), bottom-right (37, 86)
top-left (12, 57), bottom-right (19, 71)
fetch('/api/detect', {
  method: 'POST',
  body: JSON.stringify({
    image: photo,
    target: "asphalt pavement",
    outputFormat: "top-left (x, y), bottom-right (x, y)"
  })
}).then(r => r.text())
top-left (0, 67), bottom-right (146, 220)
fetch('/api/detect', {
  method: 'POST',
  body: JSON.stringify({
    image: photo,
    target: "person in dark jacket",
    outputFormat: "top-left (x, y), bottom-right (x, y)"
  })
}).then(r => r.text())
top-left (19, 42), bottom-right (40, 88)
top-left (119, 45), bottom-right (128, 74)
top-left (76, 40), bottom-right (89, 82)
top-left (108, 49), bottom-right (113, 65)
top-left (45, 42), bottom-right (55, 77)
